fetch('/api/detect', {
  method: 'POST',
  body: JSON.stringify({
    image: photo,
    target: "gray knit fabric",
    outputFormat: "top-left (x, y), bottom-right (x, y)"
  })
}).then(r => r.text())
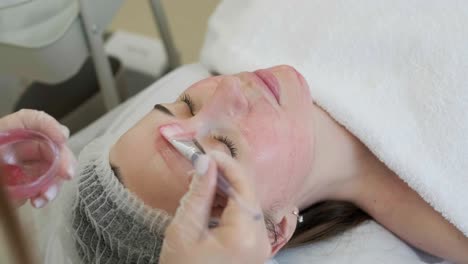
top-left (70, 136), bottom-right (172, 264)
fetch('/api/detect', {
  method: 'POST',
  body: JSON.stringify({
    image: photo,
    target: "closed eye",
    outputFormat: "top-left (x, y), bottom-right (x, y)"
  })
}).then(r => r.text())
top-left (180, 93), bottom-right (196, 116)
top-left (213, 135), bottom-right (238, 158)
top-left (179, 93), bottom-right (238, 158)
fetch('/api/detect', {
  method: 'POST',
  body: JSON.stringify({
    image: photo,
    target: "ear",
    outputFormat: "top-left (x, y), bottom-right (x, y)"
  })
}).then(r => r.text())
top-left (269, 208), bottom-right (298, 256)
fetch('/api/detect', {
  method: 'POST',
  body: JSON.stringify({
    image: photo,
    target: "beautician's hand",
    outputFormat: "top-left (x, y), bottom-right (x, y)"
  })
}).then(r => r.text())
top-left (160, 151), bottom-right (271, 264)
top-left (0, 109), bottom-right (77, 208)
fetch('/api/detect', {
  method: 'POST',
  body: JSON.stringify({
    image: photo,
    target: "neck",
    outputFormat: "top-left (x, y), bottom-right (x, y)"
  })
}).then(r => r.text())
top-left (297, 104), bottom-right (378, 210)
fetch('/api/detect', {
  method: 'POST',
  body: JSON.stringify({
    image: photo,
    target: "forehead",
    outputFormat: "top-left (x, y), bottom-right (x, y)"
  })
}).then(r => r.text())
top-left (184, 76), bottom-right (223, 95)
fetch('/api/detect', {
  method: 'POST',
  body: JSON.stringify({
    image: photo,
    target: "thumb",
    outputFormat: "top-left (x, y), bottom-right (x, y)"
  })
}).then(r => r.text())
top-left (169, 155), bottom-right (217, 242)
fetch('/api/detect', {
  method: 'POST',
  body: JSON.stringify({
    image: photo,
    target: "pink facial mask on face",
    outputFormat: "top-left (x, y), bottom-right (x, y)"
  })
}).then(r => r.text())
top-left (159, 123), bottom-right (262, 221)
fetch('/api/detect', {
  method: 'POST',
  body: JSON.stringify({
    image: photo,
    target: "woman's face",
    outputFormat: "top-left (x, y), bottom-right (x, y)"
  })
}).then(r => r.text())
top-left (110, 65), bottom-right (315, 216)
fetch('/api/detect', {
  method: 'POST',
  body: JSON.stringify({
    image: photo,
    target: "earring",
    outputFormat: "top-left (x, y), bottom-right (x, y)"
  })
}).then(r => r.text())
top-left (292, 208), bottom-right (303, 223)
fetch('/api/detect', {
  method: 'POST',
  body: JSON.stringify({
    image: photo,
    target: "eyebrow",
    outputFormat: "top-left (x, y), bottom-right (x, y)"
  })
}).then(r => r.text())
top-left (155, 103), bottom-right (208, 154)
top-left (154, 104), bottom-right (174, 116)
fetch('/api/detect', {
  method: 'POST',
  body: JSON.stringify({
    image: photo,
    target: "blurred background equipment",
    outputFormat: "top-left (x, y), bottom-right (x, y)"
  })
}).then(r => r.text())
top-left (0, 0), bottom-right (218, 134)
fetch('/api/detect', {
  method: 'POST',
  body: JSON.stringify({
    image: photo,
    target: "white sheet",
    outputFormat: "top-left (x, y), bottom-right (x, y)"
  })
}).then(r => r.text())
top-left (276, 221), bottom-right (445, 264)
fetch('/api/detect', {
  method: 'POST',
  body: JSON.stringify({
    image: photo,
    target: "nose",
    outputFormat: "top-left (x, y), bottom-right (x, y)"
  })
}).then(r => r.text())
top-left (199, 76), bottom-right (249, 122)
top-left (161, 76), bottom-right (249, 138)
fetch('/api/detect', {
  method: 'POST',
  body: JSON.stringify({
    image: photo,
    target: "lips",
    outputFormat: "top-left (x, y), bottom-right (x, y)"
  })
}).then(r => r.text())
top-left (254, 69), bottom-right (281, 104)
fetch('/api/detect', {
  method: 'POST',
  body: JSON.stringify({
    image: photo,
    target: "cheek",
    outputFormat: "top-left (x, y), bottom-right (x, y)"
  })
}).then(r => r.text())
top-left (241, 119), bottom-right (296, 204)
top-left (241, 110), bottom-right (284, 169)
top-left (242, 115), bottom-right (314, 207)
top-left (286, 115), bottom-right (315, 182)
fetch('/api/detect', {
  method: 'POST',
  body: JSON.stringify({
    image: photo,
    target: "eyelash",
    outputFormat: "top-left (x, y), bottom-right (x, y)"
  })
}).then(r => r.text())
top-left (181, 93), bottom-right (195, 116)
top-left (213, 135), bottom-right (238, 158)
top-left (180, 93), bottom-right (238, 158)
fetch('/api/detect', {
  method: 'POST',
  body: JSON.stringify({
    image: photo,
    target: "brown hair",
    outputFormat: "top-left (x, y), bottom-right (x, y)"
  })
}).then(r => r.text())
top-left (286, 200), bottom-right (371, 248)
top-left (0, 184), bottom-right (34, 264)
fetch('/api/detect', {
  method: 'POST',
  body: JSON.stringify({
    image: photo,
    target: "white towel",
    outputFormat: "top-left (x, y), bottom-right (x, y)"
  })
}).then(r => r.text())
top-left (201, 0), bottom-right (468, 236)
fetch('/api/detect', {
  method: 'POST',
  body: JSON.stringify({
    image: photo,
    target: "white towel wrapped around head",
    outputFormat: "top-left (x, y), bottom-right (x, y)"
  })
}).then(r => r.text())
top-left (201, 0), bottom-right (468, 236)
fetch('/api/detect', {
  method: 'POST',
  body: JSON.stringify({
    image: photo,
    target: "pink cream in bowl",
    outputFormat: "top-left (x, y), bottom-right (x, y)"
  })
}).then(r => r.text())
top-left (0, 129), bottom-right (60, 200)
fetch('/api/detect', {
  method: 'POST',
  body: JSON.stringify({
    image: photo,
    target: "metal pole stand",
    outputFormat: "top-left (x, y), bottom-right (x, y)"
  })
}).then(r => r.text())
top-left (79, 0), bottom-right (120, 111)
top-left (150, 0), bottom-right (181, 72)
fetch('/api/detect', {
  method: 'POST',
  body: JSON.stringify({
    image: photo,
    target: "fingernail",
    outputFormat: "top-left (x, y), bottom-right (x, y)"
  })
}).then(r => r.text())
top-left (44, 184), bottom-right (58, 201)
top-left (60, 125), bottom-right (70, 139)
top-left (159, 124), bottom-right (185, 139)
top-left (67, 159), bottom-right (78, 179)
top-left (32, 198), bottom-right (47, 208)
top-left (194, 155), bottom-right (210, 176)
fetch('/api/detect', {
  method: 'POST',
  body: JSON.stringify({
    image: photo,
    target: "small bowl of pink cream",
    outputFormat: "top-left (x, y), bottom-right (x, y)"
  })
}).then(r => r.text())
top-left (0, 129), bottom-right (60, 200)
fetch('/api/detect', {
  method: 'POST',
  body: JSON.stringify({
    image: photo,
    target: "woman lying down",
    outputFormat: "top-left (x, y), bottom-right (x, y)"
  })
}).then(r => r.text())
top-left (71, 65), bottom-right (468, 263)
